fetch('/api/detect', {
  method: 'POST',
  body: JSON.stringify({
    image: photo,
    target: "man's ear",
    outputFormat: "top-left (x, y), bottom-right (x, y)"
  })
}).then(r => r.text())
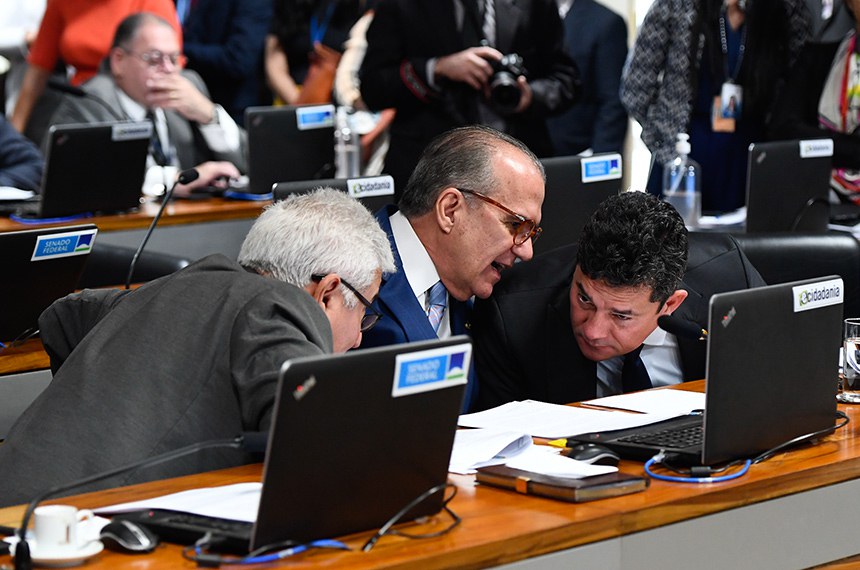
top-left (662, 289), bottom-right (689, 315)
top-left (307, 274), bottom-right (341, 311)
top-left (435, 187), bottom-right (464, 234)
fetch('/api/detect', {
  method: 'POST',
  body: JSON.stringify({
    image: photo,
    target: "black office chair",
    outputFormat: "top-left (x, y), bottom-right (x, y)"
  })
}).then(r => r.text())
top-left (730, 232), bottom-right (860, 318)
top-left (77, 242), bottom-right (191, 289)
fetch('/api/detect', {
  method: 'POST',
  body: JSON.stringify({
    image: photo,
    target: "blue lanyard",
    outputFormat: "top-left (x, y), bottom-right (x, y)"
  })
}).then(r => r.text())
top-left (310, 1), bottom-right (337, 45)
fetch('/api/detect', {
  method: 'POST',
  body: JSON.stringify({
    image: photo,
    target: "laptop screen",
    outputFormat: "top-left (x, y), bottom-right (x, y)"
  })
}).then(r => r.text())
top-left (251, 337), bottom-right (471, 550)
top-left (0, 224), bottom-right (97, 342)
top-left (245, 105), bottom-right (336, 195)
top-left (745, 139), bottom-right (832, 232)
top-left (36, 122), bottom-right (149, 219)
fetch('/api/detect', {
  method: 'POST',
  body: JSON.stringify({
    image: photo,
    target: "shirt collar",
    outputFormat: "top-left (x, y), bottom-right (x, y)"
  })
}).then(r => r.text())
top-left (389, 211), bottom-right (441, 298)
top-left (643, 324), bottom-right (669, 347)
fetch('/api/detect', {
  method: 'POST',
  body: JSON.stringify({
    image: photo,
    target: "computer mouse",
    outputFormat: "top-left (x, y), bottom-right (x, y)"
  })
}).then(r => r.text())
top-left (565, 443), bottom-right (620, 466)
top-left (99, 519), bottom-right (159, 553)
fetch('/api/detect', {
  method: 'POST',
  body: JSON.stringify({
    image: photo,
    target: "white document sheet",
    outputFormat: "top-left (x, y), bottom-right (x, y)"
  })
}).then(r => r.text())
top-left (449, 428), bottom-right (533, 474)
top-left (504, 446), bottom-right (617, 479)
top-left (458, 400), bottom-right (678, 439)
top-left (582, 389), bottom-right (705, 416)
top-left (95, 482), bottom-right (261, 523)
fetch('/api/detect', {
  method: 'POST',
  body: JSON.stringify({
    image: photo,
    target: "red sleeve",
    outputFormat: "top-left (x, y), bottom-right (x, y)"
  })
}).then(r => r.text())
top-left (27, 0), bottom-right (64, 73)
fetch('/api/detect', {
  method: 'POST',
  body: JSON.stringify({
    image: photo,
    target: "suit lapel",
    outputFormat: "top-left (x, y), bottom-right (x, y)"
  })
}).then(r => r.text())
top-left (675, 279), bottom-right (708, 381)
top-left (545, 285), bottom-right (598, 403)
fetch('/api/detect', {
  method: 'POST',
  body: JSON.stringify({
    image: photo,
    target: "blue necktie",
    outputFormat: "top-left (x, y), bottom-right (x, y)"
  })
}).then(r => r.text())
top-left (621, 345), bottom-right (652, 393)
top-left (146, 110), bottom-right (169, 166)
top-left (426, 280), bottom-right (448, 334)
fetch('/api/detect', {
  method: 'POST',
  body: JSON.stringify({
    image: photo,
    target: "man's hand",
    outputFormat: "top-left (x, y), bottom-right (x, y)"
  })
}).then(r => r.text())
top-left (145, 73), bottom-right (216, 124)
top-left (434, 46), bottom-right (503, 90)
top-left (513, 76), bottom-right (533, 113)
top-left (173, 161), bottom-right (240, 196)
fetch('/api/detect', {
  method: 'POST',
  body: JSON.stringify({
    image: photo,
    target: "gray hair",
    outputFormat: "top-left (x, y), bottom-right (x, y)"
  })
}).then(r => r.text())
top-left (398, 125), bottom-right (545, 218)
top-left (237, 188), bottom-right (395, 308)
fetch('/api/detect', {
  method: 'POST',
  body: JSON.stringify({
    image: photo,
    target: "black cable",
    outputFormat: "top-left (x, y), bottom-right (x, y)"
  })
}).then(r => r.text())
top-left (790, 197), bottom-right (830, 231)
top-left (752, 410), bottom-right (849, 464)
top-left (361, 483), bottom-right (461, 552)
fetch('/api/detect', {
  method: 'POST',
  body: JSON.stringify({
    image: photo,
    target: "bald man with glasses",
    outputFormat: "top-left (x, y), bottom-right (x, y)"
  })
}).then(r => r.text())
top-left (358, 125), bottom-right (545, 411)
top-left (48, 11), bottom-right (247, 197)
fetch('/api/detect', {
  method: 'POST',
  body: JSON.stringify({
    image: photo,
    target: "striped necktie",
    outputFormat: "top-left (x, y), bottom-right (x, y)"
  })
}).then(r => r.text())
top-left (426, 280), bottom-right (448, 334)
top-left (146, 110), bottom-right (169, 166)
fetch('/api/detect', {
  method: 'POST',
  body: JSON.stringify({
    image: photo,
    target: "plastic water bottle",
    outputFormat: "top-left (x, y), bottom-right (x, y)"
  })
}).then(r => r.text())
top-left (334, 106), bottom-right (361, 178)
top-left (662, 133), bottom-right (701, 228)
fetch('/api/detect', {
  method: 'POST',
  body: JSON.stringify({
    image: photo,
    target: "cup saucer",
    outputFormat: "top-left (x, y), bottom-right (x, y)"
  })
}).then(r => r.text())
top-left (8, 539), bottom-right (104, 567)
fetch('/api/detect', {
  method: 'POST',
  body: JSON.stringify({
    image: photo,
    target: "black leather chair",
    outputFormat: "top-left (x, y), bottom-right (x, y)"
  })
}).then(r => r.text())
top-left (729, 232), bottom-right (860, 318)
top-left (78, 242), bottom-right (191, 289)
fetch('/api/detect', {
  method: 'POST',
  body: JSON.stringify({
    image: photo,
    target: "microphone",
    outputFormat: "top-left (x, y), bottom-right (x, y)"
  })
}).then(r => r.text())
top-left (124, 168), bottom-right (199, 289)
top-left (47, 78), bottom-right (125, 122)
top-left (658, 315), bottom-right (708, 341)
top-left (13, 433), bottom-right (263, 570)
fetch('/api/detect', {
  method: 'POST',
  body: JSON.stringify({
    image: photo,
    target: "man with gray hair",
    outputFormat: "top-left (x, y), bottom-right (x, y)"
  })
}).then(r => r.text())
top-left (0, 188), bottom-right (395, 505)
top-left (359, 125), bottom-right (545, 411)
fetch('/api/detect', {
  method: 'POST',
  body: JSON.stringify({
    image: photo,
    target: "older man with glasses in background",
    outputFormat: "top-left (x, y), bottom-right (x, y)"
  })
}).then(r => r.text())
top-left (359, 125), bottom-right (545, 411)
top-left (48, 11), bottom-right (246, 197)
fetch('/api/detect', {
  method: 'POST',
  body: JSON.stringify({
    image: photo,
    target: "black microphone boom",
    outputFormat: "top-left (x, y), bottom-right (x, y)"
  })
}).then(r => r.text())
top-left (13, 432), bottom-right (262, 570)
top-left (124, 168), bottom-right (199, 289)
top-left (47, 78), bottom-right (125, 122)
top-left (657, 315), bottom-right (708, 341)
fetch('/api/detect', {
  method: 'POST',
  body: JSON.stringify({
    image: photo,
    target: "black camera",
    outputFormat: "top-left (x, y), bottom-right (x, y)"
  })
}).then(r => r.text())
top-left (488, 53), bottom-right (527, 114)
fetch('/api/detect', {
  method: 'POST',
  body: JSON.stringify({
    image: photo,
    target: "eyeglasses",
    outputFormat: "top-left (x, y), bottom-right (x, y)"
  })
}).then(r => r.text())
top-left (311, 274), bottom-right (382, 332)
top-left (457, 188), bottom-right (542, 246)
top-left (126, 50), bottom-right (187, 68)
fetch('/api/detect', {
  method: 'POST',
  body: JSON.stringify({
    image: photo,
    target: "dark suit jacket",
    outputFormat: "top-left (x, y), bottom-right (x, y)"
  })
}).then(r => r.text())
top-left (471, 233), bottom-right (766, 410)
top-left (0, 115), bottom-right (43, 192)
top-left (360, 0), bottom-right (579, 189)
top-left (182, 0), bottom-right (272, 122)
top-left (0, 255), bottom-right (331, 506)
top-left (769, 40), bottom-right (860, 170)
top-left (360, 206), bottom-right (475, 408)
top-left (547, 0), bottom-right (628, 155)
top-left (48, 72), bottom-right (248, 173)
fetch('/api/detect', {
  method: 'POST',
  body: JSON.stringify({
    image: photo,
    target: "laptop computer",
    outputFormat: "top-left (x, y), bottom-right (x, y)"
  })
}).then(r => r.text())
top-left (113, 336), bottom-right (471, 552)
top-left (8, 122), bottom-right (149, 221)
top-left (535, 154), bottom-right (622, 254)
top-left (569, 276), bottom-right (843, 466)
top-left (745, 139), bottom-right (833, 232)
top-left (273, 174), bottom-right (395, 213)
top-left (244, 104), bottom-right (336, 195)
top-left (0, 224), bottom-right (97, 342)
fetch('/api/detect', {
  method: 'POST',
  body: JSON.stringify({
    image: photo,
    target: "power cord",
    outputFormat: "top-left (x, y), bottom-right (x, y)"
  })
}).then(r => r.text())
top-left (181, 533), bottom-right (349, 567)
top-left (644, 411), bottom-right (850, 484)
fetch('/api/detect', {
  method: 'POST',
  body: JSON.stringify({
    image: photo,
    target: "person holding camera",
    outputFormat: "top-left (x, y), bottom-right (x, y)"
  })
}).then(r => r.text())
top-left (359, 0), bottom-right (579, 194)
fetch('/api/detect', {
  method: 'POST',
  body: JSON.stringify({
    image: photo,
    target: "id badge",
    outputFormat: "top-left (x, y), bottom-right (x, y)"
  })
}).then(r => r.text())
top-left (720, 82), bottom-right (742, 119)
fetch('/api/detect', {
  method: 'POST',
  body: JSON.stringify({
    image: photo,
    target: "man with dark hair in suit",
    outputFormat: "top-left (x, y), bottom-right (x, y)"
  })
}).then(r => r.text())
top-left (359, 0), bottom-right (579, 193)
top-left (49, 12), bottom-right (247, 197)
top-left (472, 191), bottom-right (766, 410)
top-left (359, 125), bottom-right (546, 411)
top-left (0, 114), bottom-right (43, 192)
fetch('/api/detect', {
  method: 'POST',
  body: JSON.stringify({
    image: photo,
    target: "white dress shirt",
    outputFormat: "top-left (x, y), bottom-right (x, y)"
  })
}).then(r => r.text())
top-left (595, 326), bottom-right (684, 397)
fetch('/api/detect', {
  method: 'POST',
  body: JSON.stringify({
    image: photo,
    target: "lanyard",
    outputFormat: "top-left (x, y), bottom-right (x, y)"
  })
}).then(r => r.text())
top-left (718, 10), bottom-right (747, 82)
top-left (310, 1), bottom-right (337, 45)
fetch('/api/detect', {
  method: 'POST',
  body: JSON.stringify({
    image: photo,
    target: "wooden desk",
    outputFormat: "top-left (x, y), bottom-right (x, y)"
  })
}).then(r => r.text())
top-left (0, 339), bottom-right (48, 376)
top-left (0, 198), bottom-right (269, 234)
top-left (2, 382), bottom-right (860, 569)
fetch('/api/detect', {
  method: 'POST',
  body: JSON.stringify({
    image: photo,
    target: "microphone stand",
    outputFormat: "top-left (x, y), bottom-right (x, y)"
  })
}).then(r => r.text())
top-left (124, 168), bottom-right (199, 289)
top-left (13, 433), bottom-right (265, 570)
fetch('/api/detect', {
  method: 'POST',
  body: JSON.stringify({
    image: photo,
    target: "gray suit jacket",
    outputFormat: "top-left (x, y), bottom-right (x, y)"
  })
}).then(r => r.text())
top-left (0, 255), bottom-right (331, 506)
top-left (48, 71), bottom-right (247, 173)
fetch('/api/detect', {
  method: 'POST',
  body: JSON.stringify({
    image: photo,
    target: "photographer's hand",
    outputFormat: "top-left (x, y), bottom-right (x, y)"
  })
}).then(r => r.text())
top-left (435, 46), bottom-right (503, 90)
top-left (514, 76), bottom-right (533, 113)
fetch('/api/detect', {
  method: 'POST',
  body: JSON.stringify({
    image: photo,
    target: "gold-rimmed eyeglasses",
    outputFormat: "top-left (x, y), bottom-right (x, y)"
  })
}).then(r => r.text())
top-left (457, 188), bottom-right (542, 246)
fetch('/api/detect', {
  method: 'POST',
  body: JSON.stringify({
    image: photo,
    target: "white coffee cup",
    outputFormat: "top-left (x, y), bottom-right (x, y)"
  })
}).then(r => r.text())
top-left (33, 505), bottom-right (94, 552)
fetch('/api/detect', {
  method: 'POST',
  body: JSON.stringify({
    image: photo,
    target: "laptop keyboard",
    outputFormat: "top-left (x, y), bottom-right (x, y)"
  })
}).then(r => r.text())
top-left (113, 510), bottom-right (252, 552)
top-left (616, 423), bottom-right (704, 450)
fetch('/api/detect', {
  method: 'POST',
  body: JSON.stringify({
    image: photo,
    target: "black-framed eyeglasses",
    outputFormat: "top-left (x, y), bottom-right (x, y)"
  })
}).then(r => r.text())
top-left (311, 274), bottom-right (382, 332)
top-left (125, 49), bottom-right (187, 68)
top-left (457, 188), bottom-right (542, 246)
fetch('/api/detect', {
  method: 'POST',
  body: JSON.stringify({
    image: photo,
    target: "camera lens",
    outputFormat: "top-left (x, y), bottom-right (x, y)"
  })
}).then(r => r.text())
top-left (490, 72), bottom-right (521, 113)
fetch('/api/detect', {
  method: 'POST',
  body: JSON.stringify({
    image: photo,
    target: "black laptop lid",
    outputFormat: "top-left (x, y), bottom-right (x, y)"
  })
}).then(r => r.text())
top-left (273, 174), bottom-right (395, 213)
top-left (252, 337), bottom-right (471, 550)
top-left (536, 154), bottom-right (622, 254)
top-left (745, 139), bottom-right (832, 232)
top-left (37, 122), bottom-right (149, 219)
top-left (701, 276), bottom-right (842, 464)
top-left (0, 224), bottom-right (97, 342)
top-left (245, 105), bottom-right (335, 195)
